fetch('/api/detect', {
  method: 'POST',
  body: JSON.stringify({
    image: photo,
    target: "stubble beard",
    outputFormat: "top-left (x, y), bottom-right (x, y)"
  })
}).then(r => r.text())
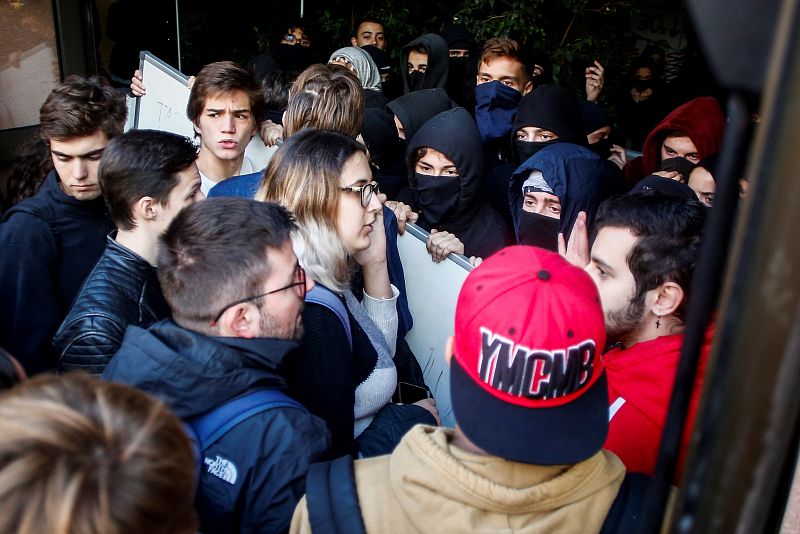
top-left (605, 291), bottom-right (646, 345)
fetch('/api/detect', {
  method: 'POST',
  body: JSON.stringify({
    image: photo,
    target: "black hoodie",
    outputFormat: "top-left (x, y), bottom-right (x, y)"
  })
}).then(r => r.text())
top-left (386, 88), bottom-right (453, 144)
top-left (483, 84), bottom-right (586, 228)
top-left (103, 320), bottom-right (330, 533)
top-left (406, 107), bottom-right (512, 258)
top-left (400, 33), bottom-right (450, 93)
top-left (0, 170), bottom-right (112, 375)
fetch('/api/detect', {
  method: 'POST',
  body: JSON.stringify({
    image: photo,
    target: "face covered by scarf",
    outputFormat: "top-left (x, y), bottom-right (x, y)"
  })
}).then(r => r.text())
top-left (413, 172), bottom-right (461, 225)
top-left (509, 143), bottom-right (608, 250)
top-left (515, 138), bottom-right (560, 164)
top-left (517, 170), bottom-right (561, 251)
top-left (474, 80), bottom-right (522, 142)
top-left (406, 107), bottom-right (485, 235)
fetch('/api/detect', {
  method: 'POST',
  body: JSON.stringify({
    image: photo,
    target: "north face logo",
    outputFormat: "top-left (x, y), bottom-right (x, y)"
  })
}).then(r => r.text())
top-left (204, 455), bottom-right (238, 485)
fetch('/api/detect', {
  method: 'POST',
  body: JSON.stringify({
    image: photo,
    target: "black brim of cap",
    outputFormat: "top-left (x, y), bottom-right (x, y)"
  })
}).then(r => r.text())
top-left (450, 358), bottom-right (609, 465)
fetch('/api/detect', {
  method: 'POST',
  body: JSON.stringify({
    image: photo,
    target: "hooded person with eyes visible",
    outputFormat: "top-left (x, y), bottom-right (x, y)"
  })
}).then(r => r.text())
top-left (400, 34), bottom-right (450, 94)
top-left (483, 84), bottom-right (586, 228)
top-left (406, 107), bottom-right (513, 259)
top-left (384, 89), bottom-right (453, 202)
top-left (508, 142), bottom-right (607, 252)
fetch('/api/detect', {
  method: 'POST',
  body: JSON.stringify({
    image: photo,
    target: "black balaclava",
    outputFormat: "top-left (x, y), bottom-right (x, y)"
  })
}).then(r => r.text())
top-left (441, 24), bottom-right (478, 108)
top-left (509, 143), bottom-right (608, 247)
top-left (578, 100), bottom-right (612, 158)
top-left (362, 108), bottom-right (404, 169)
top-left (529, 48), bottom-right (554, 87)
top-left (363, 108), bottom-right (407, 199)
top-left (406, 107), bottom-right (484, 235)
top-left (512, 84), bottom-right (585, 164)
top-left (386, 88), bottom-right (453, 143)
top-left (400, 34), bottom-right (450, 94)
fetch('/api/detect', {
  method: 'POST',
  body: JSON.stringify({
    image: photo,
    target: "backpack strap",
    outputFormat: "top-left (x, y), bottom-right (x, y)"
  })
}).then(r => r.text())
top-left (305, 284), bottom-right (353, 350)
top-left (2, 200), bottom-right (62, 264)
top-left (306, 455), bottom-right (367, 534)
top-left (185, 389), bottom-right (305, 485)
top-left (189, 389), bottom-right (305, 449)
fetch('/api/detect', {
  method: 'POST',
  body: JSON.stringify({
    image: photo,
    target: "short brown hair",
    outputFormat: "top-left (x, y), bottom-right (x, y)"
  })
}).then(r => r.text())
top-left (157, 198), bottom-right (296, 332)
top-left (0, 374), bottom-right (196, 534)
top-left (479, 37), bottom-right (530, 79)
top-left (186, 61), bottom-right (265, 126)
top-left (99, 130), bottom-right (198, 231)
top-left (283, 64), bottom-right (364, 139)
top-left (39, 75), bottom-right (127, 142)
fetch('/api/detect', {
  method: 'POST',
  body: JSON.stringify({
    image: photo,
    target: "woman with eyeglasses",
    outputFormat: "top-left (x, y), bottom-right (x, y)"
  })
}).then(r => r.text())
top-left (255, 128), bottom-right (439, 458)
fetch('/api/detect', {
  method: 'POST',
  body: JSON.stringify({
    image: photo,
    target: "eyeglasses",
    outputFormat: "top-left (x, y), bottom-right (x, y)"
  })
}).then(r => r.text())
top-left (340, 181), bottom-right (379, 208)
top-left (209, 265), bottom-right (307, 326)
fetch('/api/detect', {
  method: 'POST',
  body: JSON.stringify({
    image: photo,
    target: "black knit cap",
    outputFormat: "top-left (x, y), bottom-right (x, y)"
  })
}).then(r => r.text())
top-left (513, 84), bottom-right (585, 145)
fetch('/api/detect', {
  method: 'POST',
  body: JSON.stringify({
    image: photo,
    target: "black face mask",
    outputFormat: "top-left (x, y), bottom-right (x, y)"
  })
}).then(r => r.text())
top-left (632, 79), bottom-right (654, 92)
top-left (518, 210), bottom-right (560, 251)
top-left (589, 138), bottom-right (613, 159)
top-left (660, 156), bottom-right (697, 183)
top-left (515, 139), bottom-right (560, 164)
top-left (414, 173), bottom-right (460, 226)
top-left (448, 56), bottom-right (468, 76)
top-left (408, 71), bottom-right (425, 92)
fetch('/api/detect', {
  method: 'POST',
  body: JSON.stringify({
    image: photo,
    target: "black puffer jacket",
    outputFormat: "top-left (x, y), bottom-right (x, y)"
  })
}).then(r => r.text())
top-left (103, 320), bottom-right (331, 533)
top-left (53, 236), bottom-right (171, 375)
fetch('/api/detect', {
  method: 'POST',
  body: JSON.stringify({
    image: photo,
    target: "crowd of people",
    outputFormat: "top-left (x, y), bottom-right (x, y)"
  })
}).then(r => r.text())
top-left (0, 15), bottom-right (745, 534)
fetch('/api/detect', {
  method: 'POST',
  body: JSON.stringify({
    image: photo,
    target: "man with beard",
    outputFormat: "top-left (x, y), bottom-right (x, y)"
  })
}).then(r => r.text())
top-left (102, 198), bottom-right (330, 533)
top-left (584, 192), bottom-right (710, 476)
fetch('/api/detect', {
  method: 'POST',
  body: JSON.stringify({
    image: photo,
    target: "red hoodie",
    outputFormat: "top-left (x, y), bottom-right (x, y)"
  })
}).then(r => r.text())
top-left (603, 328), bottom-right (712, 478)
top-left (624, 97), bottom-right (725, 187)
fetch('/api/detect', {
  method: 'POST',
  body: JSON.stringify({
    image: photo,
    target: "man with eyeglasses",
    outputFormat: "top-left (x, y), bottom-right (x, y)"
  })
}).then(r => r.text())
top-left (103, 197), bottom-right (331, 534)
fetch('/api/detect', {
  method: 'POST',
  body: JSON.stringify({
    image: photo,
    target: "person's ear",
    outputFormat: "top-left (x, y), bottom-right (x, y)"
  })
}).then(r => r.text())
top-left (444, 335), bottom-right (455, 365)
top-left (522, 79), bottom-right (533, 95)
top-left (193, 120), bottom-right (201, 136)
top-left (217, 304), bottom-right (260, 338)
top-left (650, 281), bottom-right (685, 319)
top-left (133, 196), bottom-right (159, 222)
top-left (351, 36), bottom-right (358, 47)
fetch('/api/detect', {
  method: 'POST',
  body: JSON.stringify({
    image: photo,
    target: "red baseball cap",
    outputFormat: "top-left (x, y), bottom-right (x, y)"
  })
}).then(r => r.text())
top-left (450, 246), bottom-right (608, 464)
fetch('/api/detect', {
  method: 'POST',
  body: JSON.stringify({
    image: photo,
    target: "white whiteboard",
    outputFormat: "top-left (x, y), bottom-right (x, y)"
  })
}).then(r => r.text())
top-left (397, 223), bottom-right (472, 428)
top-left (133, 51), bottom-right (194, 138)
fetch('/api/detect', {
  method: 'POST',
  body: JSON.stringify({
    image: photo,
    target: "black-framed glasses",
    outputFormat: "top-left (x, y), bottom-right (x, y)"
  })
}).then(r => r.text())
top-left (209, 265), bottom-right (307, 326)
top-left (340, 181), bottom-right (379, 208)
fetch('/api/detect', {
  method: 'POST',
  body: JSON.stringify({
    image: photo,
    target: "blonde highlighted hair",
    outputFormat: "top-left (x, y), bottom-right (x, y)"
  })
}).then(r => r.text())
top-left (283, 64), bottom-right (365, 139)
top-left (255, 129), bottom-right (366, 292)
top-left (0, 374), bottom-right (197, 534)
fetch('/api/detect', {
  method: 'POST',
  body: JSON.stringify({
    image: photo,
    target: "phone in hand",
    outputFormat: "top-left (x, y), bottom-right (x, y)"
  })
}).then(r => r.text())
top-left (394, 382), bottom-right (430, 404)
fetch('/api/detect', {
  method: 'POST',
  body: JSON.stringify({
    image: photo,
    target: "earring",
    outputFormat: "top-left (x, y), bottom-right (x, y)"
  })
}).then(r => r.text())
top-left (656, 314), bottom-right (661, 329)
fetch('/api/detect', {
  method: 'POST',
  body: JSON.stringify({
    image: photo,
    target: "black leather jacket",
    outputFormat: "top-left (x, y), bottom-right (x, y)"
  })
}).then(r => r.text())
top-left (53, 236), bottom-right (170, 375)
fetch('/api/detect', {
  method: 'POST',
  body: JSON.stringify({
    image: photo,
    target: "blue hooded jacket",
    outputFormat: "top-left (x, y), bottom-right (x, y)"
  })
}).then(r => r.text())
top-left (509, 143), bottom-right (608, 242)
top-left (103, 320), bottom-right (330, 533)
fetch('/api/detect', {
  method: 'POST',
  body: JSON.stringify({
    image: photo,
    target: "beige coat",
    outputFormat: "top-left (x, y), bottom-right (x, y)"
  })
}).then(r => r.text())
top-left (291, 425), bottom-right (625, 533)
